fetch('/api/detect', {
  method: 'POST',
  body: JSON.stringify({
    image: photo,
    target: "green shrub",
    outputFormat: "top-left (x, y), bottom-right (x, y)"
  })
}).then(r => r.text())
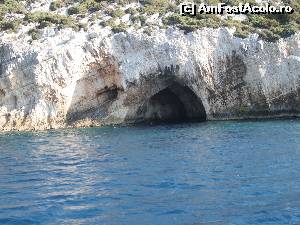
top-left (0, 19), bottom-right (21, 31)
top-left (112, 8), bottom-right (125, 18)
top-left (105, 7), bottom-right (125, 18)
top-left (67, 6), bottom-right (81, 15)
top-left (49, 1), bottom-right (65, 11)
top-left (100, 18), bottom-right (115, 27)
top-left (0, 0), bottom-right (25, 14)
top-left (37, 20), bottom-right (53, 29)
top-left (78, 0), bottom-right (102, 13)
top-left (67, 0), bottom-right (103, 15)
top-left (27, 28), bottom-right (41, 40)
top-left (132, 15), bottom-right (147, 26)
top-left (24, 12), bottom-right (79, 30)
top-left (143, 0), bottom-right (176, 15)
top-left (161, 0), bottom-right (300, 41)
top-left (125, 7), bottom-right (138, 15)
top-left (111, 23), bottom-right (128, 33)
top-left (89, 12), bottom-right (101, 22)
top-left (0, 0), bottom-right (26, 20)
top-left (0, 0), bottom-right (299, 42)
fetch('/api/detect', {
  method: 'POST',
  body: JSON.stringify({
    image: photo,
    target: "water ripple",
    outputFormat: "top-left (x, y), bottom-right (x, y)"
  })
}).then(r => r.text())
top-left (0, 120), bottom-right (300, 224)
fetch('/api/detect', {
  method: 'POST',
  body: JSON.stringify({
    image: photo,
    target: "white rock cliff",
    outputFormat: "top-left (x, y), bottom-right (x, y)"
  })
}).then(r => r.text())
top-left (1, 26), bottom-right (300, 131)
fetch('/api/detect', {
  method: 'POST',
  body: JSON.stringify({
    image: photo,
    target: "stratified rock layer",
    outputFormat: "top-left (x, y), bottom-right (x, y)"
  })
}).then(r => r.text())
top-left (1, 27), bottom-right (300, 131)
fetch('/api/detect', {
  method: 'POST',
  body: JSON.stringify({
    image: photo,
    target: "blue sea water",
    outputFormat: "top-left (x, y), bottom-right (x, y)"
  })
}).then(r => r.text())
top-left (1, 120), bottom-right (300, 225)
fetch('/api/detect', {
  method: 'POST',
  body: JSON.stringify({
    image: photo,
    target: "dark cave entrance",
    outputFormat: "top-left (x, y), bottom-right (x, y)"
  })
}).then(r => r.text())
top-left (142, 83), bottom-right (207, 123)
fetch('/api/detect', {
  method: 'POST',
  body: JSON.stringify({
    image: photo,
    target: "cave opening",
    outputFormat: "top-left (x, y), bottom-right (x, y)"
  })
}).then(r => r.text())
top-left (142, 83), bottom-right (207, 123)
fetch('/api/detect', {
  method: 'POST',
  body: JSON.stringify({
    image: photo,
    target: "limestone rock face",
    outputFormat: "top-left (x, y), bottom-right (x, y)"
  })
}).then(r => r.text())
top-left (1, 26), bottom-right (300, 131)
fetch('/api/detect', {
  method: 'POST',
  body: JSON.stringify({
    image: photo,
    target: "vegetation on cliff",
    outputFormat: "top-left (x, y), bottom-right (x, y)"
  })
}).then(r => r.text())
top-left (0, 0), bottom-right (299, 42)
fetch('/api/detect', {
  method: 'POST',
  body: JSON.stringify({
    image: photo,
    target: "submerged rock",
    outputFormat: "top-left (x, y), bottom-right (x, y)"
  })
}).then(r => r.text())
top-left (0, 26), bottom-right (300, 131)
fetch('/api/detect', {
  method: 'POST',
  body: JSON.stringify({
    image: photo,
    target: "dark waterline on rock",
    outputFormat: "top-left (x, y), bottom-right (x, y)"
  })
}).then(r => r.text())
top-left (1, 120), bottom-right (300, 225)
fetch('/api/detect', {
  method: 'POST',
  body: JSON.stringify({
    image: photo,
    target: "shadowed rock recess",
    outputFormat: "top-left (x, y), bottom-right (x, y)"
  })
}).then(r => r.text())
top-left (137, 82), bottom-right (206, 123)
top-left (1, 28), bottom-right (300, 131)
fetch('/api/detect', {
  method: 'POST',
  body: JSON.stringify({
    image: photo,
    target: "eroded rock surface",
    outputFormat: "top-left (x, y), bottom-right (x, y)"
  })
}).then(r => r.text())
top-left (1, 26), bottom-right (300, 131)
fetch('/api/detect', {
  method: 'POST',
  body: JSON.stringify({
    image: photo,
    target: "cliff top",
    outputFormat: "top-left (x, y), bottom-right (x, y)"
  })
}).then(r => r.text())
top-left (0, 0), bottom-right (299, 43)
